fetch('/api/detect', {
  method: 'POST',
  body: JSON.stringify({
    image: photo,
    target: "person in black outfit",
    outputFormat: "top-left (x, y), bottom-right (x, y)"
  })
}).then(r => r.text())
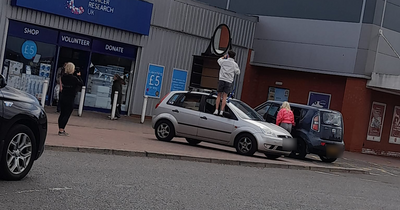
top-left (110, 74), bottom-right (125, 120)
top-left (58, 62), bottom-right (83, 136)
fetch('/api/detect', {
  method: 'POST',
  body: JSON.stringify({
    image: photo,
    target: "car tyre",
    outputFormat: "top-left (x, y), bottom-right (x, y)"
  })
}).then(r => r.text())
top-left (264, 154), bottom-right (281, 160)
top-left (289, 138), bottom-right (307, 159)
top-left (155, 120), bottom-right (175, 142)
top-left (319, 156), bottom-right (337, 163)
top-left (186, 138), bottom-right (202, 145)
top-left (235, 134), bottom-right (257, 156)
top-left (0, 124), bottom-right (37, 181)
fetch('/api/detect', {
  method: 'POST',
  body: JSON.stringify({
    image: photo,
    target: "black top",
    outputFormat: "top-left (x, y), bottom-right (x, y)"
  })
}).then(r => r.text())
top-left (111, 79), bottom-right (123, 104)
top-left (61, 74), bottom-right (83, 99)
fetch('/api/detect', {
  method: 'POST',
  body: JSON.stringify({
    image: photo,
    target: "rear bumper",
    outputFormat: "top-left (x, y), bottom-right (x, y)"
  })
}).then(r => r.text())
top-left (308, 139), bottom-right (345, 158)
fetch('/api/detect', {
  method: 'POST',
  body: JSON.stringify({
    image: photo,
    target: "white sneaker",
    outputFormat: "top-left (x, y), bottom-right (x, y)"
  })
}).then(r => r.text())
top-left (213, 110), bottom-right (218, 115)
top-left (219, 111), bottom-right (224, 116)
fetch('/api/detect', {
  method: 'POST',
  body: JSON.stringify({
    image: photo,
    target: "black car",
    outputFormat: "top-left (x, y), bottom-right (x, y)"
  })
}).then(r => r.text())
top-left (254, 101), bottom-right (344, 163)
top-left (0, 74), bottom-right (47, 180)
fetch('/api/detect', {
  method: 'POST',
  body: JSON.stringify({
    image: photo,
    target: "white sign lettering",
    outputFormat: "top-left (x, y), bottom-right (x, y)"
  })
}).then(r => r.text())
top-left (105, 44), bottom-right (124, 53)
top-left (24, 28), bottom-right (40, 36)
top-left (61, 36), bottom-right (90, 46)
top-left (88, 0), bottom-right (114, 15)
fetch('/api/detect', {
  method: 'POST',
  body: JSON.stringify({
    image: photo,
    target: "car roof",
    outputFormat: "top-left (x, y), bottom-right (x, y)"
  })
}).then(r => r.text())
top-left (262, 100), bottom-right (340, 113)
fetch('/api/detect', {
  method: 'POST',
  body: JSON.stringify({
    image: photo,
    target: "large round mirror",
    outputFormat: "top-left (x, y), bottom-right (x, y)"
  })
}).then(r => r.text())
top-left (212, 24), bottom-right (231, 56)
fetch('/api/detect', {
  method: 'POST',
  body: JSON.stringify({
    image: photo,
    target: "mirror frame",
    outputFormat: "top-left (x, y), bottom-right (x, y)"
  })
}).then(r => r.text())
top-left (0, 74), bottom-right (6, 88)
top-left (211, 24), bottom-right (232, 56)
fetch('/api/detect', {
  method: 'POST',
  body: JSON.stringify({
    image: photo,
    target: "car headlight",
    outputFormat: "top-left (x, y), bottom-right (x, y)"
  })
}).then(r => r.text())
top-left (260, 127), bottom-right (276, 137)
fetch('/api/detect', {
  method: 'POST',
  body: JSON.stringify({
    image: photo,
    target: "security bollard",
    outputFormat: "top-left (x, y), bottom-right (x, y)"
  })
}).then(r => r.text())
top-left (78, 86), bottom-right (86, 117)
top-left (111, 91), bottom-right (118, 120)
top-left (41, 79), bottom-right (49, 108)
top-left (141, 96), bottom-right (148, 124)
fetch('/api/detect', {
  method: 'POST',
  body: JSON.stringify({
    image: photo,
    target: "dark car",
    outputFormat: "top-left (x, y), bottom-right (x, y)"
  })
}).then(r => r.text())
top-left (0, 74), bottom-right (47, 180)
top-left (254, 101), bottom-right (344, 163)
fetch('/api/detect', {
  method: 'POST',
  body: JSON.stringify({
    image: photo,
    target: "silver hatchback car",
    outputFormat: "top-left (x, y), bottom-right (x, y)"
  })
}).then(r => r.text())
top-left (152, 91), bottom-right (295, 159)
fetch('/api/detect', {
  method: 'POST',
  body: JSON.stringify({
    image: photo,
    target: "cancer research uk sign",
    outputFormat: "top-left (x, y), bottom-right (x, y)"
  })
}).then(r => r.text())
top-left (367, 102), bottom-right (386, 142)
top-left (170, 69), bottom-right (188, 92)
top-left (145, 64), bottom-right (164, 98)
top-left (389, 106), bottom-right (400, 145)
top-left (12, 0), bottom-right (153, 35)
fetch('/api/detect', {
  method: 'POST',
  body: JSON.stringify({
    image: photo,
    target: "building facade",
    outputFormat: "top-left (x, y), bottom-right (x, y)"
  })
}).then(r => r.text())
top-left (198, 0), bottom-right (400, 157)
top-left (0, 0), bottom-right (257, 116)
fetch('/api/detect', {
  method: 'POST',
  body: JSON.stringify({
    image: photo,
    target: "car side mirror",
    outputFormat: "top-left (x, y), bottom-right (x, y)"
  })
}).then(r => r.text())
top-left (0, 74), bottom-right (6, 88)
top-left (223, 111), bottom-right (233, 119)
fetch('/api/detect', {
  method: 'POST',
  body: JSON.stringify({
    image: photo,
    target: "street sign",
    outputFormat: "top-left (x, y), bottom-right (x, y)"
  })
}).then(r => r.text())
top-left (145, 64), bottom-right (164, 98)
top-left (307, 92), bottom-right (331, 109)
top-left (170, 68), bottom-right (188, 92)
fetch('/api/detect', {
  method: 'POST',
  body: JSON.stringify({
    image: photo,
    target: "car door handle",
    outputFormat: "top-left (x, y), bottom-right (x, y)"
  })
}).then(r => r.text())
top-left (172, 109), bottom-right (179, 113)
top-left (200, 116), bottom-right (207, 120)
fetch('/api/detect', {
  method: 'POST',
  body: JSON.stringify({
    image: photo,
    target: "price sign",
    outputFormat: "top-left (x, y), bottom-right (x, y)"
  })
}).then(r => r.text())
top-left (21, 40), bottom-right (37, 60)
top-left (145, 64), bottom-right (164, 98)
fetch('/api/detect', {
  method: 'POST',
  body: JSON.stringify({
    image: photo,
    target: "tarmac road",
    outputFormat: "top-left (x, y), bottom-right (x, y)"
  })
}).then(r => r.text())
top-left (0, 150), bottom-right (399, 210)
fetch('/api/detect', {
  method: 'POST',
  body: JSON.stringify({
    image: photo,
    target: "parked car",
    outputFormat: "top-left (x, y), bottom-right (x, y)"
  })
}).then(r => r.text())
top-left (152, 91), bottom-right (295, 159)
top-left (254, 100), bottom-right (345, 163)
top-left (0, 74), bottom-right (47, 180)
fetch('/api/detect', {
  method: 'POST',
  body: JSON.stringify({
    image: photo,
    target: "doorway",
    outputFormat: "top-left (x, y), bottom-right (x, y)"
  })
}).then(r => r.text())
top-left (51, 47), bottom-right (90, 106)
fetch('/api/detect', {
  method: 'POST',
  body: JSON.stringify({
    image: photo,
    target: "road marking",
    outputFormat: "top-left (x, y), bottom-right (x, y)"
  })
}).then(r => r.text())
top-left (314, 171), bottom-right (340, 177)
top-left (376, 168), bottom-right (398, 177)
top-left (49, 187), bottom-right (72, 191)
top-left (15, 189), bottom-right (42, 194)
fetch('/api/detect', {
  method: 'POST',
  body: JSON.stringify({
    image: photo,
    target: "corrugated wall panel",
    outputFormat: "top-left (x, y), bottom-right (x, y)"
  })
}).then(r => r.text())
top-left (0, 0), bottom-right (257, 116)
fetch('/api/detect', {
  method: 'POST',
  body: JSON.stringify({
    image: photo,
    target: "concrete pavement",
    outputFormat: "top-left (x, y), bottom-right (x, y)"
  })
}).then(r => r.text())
top-left (43, 107), bottom-right (400, 174)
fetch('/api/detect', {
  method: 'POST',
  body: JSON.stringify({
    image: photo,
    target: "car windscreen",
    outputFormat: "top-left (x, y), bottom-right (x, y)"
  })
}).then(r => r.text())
top-left (229, 100), bottom-right (264, 121)
top-left (322, 112), bottom-right (342, 127)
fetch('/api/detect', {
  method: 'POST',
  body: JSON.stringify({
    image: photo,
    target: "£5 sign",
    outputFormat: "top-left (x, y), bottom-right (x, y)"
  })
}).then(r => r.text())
top-left (145, 64), bottom-right (164, 98)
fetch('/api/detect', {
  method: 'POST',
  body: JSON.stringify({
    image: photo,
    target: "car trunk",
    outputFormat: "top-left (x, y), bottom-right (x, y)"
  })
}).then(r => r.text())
top-left (319, 111), bottom-right (343, 142)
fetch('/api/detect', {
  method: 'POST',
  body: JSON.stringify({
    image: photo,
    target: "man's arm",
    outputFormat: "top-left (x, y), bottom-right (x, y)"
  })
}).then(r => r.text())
top-left (235, 63), bottom-right (241, 75)
top-left (217, 55), bottom-right (228, 65)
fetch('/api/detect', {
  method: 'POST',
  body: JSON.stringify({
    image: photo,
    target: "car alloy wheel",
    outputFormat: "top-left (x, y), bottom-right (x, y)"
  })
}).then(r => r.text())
top-left (239, 137), bottom-right (252, 153)
top-left (235, 134), bottom-right (257, 156)
top-left (157, 123), bottom-right (170, 139)
top-left (6, 133), bottom-right (33, 175)
top-left (155, 120), bottom-right (175, 142)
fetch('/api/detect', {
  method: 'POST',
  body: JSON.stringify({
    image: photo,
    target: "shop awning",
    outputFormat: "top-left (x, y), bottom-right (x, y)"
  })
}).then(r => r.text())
top-left (367, 72), bottom-right (400, 95)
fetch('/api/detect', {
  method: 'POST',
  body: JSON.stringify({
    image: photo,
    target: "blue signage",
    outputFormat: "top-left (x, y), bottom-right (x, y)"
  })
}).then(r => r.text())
top-left (8, 20), bottom-right (59, 44)
top-left (308, 92), bottom-right (331, 109)
top-left (58, 32), bottom-right (92, 51)
top-left (92, 39), bottom-right (137, 59)
top-left (170, 69), bottom-right (188, 92)
top-left (21, 40), bottom-right (37, 59)
top-left (145, 64), bottom-right (164, 98)
top-left (12, 0), bottom-right (153, 35)
top-left (268, 87), bottom-right (289, 102)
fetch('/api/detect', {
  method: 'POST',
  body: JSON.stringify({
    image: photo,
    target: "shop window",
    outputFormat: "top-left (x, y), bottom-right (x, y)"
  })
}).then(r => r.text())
top-left (2, 36), bottom-right (57, 100)
top-left (86, 53), bottom-right (133, 111)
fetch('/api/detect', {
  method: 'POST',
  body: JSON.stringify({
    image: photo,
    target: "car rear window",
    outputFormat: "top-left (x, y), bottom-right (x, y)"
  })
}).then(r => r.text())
top-left (167, 93), bottom-right (181, 105)
top-left (322, 112), bottom-right (342, 126)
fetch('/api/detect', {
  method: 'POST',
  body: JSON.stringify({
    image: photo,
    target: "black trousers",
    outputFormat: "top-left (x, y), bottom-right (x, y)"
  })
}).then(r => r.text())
top-left (111, 104), bottom-right (121, 118)
top-left (58, 97), bottom-right (75, 129)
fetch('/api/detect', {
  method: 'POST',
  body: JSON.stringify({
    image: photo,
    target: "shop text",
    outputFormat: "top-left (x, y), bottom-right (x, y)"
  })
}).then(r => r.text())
top-left (105, 44), bottom-right (124, 53)
top-left (61, 36), bottom-right (90, 46)
top-left (24, 28), bottom-right (40, 36)
top-left (88, 0), bottom-right (114, 15)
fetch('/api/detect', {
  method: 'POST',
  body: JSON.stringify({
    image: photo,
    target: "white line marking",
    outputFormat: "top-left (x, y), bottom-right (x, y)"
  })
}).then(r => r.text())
top-left (49, 187), bottom-right (72, 191)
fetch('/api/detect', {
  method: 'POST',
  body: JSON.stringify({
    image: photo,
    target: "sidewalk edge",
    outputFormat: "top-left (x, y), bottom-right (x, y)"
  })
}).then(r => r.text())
top-left (44, 145), bottom-right (369, 175)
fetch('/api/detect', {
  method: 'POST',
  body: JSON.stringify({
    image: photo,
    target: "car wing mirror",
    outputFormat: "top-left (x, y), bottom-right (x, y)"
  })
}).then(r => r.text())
top-left (0, 74), bottom-right (7, 88)
top-left (223, 111), bottom-right (233, 119)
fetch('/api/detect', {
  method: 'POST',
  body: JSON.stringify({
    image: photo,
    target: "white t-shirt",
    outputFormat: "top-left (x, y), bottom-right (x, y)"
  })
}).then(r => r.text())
top-left (217, 58), bottom-right (240, 83)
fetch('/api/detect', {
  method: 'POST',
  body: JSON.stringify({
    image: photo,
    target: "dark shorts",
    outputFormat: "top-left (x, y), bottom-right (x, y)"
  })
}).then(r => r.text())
top-left (217, 80), bottom-right (232, 94)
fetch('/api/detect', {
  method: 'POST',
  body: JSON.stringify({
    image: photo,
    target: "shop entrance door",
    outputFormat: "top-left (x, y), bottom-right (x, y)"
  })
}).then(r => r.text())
top-left (51, 47), bottom-right (90, 106)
